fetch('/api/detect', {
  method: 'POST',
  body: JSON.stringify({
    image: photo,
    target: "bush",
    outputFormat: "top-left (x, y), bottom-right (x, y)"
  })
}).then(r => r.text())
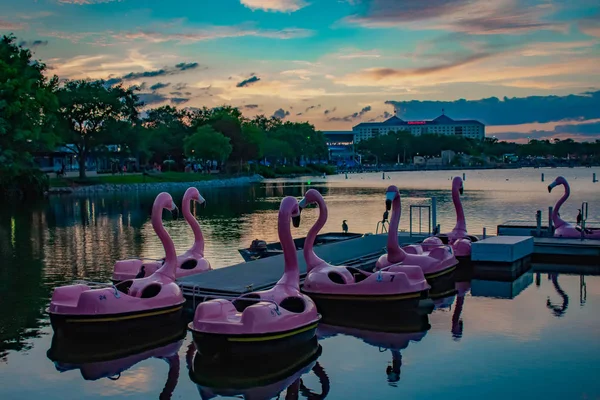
top-left (0, 169), bottom-right (49, 199)
top-left (307, 163), bottom-right (336, 175)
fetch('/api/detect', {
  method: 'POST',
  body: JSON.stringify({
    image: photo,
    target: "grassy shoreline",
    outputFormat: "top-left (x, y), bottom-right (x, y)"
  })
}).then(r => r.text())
top-left (49, 172), bottom-right (229, 188)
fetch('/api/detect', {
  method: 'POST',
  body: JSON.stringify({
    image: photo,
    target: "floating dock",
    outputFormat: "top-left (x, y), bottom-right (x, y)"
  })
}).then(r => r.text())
top-left (177, 233), bottom-right (428, 302)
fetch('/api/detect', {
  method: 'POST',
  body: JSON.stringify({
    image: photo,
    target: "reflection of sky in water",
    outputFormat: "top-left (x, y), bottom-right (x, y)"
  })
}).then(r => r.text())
top-left (0, 275), bottom-right (599, 399)
top-left (1, 167), bottom-right (600, 398)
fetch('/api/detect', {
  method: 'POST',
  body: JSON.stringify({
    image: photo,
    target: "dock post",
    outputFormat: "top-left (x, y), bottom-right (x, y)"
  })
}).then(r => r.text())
top-left (593, 173), bottom-right (597, 183)
top-left (463, 172), bottom-right (466, 181)
top-left (431, 197), bottom-right (437, 235)
top-left (548, 206), bottom-right (554, 236)
top-left (536, 210), bottom-right (542, 237)
top-left (581, 202), bottom-right (588, 240)
top-left (483, 227), bottom-right (487, 239)
top-left (541, 173), bottom-right (544, 182)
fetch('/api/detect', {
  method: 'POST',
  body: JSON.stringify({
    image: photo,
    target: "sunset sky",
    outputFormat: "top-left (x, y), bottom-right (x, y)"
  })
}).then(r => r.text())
top-left (1, 0), bottom-right (599, 142)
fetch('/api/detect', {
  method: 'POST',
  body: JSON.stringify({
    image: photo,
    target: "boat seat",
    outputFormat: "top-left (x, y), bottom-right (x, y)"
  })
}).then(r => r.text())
top-left (233, 294), bottom-right (261, 312)
top-left (279, 296), bottom-right (305, 314)
top-left (180, 259), bottom-right (198, 270)
top-left (140, 283), bottom-right (161, 299)
top-left (345, 267), bottom-right (369, 283)
top-left (115, 280), bottom-right (133, 295)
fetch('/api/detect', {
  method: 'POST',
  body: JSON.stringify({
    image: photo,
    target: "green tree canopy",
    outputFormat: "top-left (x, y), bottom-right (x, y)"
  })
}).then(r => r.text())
top-left (184, 125), bottom-right (232, 165)
top-left (56, 79), bottom-right (141, 178)
top-left (0, 34), bottom-right (58, 177)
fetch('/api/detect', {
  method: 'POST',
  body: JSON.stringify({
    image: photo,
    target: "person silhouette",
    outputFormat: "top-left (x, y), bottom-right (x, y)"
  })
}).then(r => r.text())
top-left (576, 209), bottom-right (582, 226)
top-left (342, 220), bottom-right (348, 234)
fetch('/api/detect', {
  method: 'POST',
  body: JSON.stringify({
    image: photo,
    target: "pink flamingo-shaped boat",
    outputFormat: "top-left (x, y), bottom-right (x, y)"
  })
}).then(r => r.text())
top-left (317, 322), bottom-right (428, 385)
top-left (299, 189), bottom-right (430, 312)
top-left (375, 185), bottom-right (458, 298)
top-left (112, 187), bottom-right (212, 282)
top-left (48, 192), bottom-right (186, 336)
top-left (421, 177), bottom-right (478, 260)
top-left (548, 176), bottom-right (600, 239)
top-left (190, 338), bottom-right (327, 400)
top-left (189, 196), bottom-right (321, 355)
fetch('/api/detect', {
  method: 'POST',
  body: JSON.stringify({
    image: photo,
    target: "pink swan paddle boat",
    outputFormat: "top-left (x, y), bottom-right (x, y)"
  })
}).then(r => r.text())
top-left (317, 322), bottom-right (428, 385)
top-left (299, 189), bottom-right (429, 311)
top-left (112, 187), bottom-right (212, 282)
top-left (189, 196), bottom-right (320, 356)
top-left (548, 176), bottom-right (600, 239)
top-left (48, 192), bottom-right (186, 336)
top-left (421, 177), bottom-right (478, 259)
top-left (375, 185), bottom-right (458, 298)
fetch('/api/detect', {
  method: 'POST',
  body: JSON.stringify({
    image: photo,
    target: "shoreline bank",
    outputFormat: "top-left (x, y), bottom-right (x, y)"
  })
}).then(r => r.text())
top-left (46, 174), bottom-right (265, 195)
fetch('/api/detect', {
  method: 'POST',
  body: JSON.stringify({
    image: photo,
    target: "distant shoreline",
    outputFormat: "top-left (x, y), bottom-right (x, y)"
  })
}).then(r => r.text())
top-left (46, 174), bottom-right (265, 195)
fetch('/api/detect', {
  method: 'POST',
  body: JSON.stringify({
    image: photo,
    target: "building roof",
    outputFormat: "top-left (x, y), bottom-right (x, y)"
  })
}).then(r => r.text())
top-left (353, 114), bottom-right (484, 129)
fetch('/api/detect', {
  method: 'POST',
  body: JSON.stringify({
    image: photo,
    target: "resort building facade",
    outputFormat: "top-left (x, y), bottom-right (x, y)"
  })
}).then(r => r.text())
top-left (352, 113), bottom-right (485, 143)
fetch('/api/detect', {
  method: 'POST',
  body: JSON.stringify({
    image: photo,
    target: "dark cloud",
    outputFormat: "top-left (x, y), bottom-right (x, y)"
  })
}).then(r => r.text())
top-left (272, 108), bottom-right (291, 119)
top-left (305, 104), bottom-right (322, 113)
top-left (362, 53), bottom-right (491, 81)
top-left (495, 121), bottom-right (600, 141)
top-left (346, 0), bottom-right (565, 35)
top-left (171, 97), bottom-right (190, 105)
top-left (105, 78), bottom-right (123, 86)
top-left (244, 104), bottom-right (259, 109)
top-left (297, 112), bottom-right (303, 116)
top-left (324, 107), bottom-right (337, 115)
top-left (175, 62), bottom-right (199, 71)
top-left (170, 91), bottom-right (183, 96)
top-left (236, 76), bottom-right (261, 88)
top-left (114, 61), bottom-right (202, 82)
top-left (173, 82), bottom-right (187, 90)
top-left (185, 91), bottom-right (192, 96)
top-left (385, 90), bottom-right (600, 126)
top-left (328, 105), bottom-right (372, 122)
top-left (19, 39), bottom-right (49, 48)
top-left (122, 69), bottom-right (170, 80)
top-left (150, 82), bottom-right (170, 91)
top-left (138, 93), bottom-right (169, 105)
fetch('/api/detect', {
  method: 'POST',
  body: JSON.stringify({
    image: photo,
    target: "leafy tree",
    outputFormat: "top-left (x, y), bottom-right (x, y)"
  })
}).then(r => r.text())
top-left (144, 106), bottom-right (189, 166)
top-left (263, 139), bottom-right (294, 166)
top-left (0, 35), bottom-right (58, 178)
top-left (56, 79), bottom-right (141, 178)
top-left (184, 125), bottom-right (232, 166)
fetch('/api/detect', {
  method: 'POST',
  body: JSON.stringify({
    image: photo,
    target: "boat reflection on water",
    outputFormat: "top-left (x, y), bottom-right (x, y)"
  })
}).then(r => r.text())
top-left (189, 337), bottom-right (328, 399)
top-left (452, 281), bottom-right (471, 340)
top-left (47, 323), bottom-right (187, 398)
top-left (317, 309), bottom-right (430, 386)
top-left (546, 273), bottom-right (569, 317)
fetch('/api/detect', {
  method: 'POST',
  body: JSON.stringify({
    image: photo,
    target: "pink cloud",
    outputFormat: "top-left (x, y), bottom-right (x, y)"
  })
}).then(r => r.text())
top-left (240, 0), bottom-right (308, 12)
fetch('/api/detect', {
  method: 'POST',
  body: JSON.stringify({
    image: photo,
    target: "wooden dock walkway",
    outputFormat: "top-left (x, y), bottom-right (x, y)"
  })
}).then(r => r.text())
top-left (177, 233), bottom-right (427, 300)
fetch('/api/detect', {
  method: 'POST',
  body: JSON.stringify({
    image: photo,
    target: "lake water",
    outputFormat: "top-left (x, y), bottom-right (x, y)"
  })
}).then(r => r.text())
top-left (1, 167), bottom-right (599, 399)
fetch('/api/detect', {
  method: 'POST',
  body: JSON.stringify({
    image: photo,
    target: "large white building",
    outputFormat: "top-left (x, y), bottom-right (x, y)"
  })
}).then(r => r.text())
top-left (352, 113), bottom-right (485, 143)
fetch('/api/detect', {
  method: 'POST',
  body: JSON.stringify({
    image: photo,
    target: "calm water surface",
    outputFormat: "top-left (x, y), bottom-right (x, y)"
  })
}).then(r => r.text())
top-left (1, 167), bottom-right (599, 399)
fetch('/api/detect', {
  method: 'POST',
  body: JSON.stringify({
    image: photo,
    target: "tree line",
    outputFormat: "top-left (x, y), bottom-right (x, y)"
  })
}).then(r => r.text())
top-left (356, 131), bottom-right (600, 165)
top-left (0, 35), bottom-right (328, 197)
